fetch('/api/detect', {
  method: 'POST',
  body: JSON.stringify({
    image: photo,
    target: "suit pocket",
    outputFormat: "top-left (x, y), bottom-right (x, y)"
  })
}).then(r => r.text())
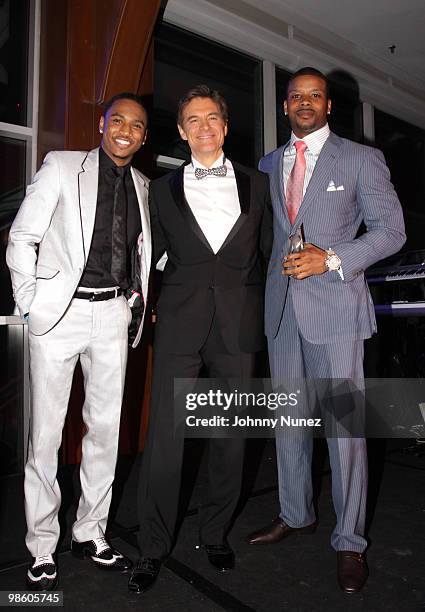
top-left (36, 264), bottom-right (60, 280)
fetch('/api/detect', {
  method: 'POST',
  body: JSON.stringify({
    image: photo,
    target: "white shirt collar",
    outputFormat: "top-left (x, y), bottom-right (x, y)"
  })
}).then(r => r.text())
top-left (289, 123), bottom-right (330, 156)
top-left (191, 153), bottom-right (226, 170)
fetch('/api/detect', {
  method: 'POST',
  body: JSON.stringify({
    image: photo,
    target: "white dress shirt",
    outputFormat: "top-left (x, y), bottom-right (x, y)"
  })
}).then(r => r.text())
top-left (283, 123), bottom-right (330, 197)
top-left (184, 155), bottom-right (240, 254)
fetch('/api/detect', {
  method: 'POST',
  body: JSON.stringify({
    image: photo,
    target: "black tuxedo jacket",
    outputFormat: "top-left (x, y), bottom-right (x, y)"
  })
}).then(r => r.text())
top-left (150, 160), bottom-right (273, 354)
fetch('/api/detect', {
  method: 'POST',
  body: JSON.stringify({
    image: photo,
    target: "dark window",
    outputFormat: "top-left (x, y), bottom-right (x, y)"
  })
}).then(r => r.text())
top-left (327, 71), bottom-right (363, 143)
top-left (0, 136), bottom-right (26, 315)
top-left (275, 67), bottom-right (292, 147)
top-left (0, 325), bottom-right (26, 476)
top-left (153, 22), bottom-right (263, 167)
top-left (375, 109), bottom-right (425, 252)
top-left (0, 0), bottom-right (30, 126)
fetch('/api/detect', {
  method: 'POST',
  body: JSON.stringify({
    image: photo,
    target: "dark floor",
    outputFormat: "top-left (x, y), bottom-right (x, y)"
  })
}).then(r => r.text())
top-left (0, 439), bottom-right (424, 612)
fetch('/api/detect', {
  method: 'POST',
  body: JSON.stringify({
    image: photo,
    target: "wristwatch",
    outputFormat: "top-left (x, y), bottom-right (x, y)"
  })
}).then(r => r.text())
top-left (324, 248), bottom-right (341, 272)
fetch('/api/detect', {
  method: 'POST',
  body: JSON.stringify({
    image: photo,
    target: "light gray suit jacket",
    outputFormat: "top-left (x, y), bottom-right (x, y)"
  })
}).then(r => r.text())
top-left (260, 131), bottom-right (406, 343)
top-left (6, 148), bottom-right (152, 347)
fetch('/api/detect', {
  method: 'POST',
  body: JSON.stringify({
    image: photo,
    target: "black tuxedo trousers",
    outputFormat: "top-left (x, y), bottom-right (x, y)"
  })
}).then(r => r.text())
top-left (137, 315), bottom-right (256, 557)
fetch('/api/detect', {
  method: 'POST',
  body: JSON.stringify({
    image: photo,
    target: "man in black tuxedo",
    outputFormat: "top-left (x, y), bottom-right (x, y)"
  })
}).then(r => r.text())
top-left (128, 85), bottom-right (272, 593)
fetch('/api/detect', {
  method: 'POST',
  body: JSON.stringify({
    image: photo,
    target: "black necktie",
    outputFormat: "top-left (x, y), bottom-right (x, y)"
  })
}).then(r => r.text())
top-left (111, 166), bottom-right (128, 287)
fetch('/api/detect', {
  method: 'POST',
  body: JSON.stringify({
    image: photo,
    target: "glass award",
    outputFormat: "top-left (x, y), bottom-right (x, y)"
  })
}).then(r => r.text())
top-left (288, 223), bottom-right (305, 254)
top-left (285, 224), bottom-right (304, 277)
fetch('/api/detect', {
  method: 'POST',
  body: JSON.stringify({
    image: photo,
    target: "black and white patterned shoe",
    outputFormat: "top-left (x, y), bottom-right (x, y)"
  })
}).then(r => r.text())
top-left (26, 554), bottom-right (58, 591)
top-left (71, 537), bottom-right (132, 572)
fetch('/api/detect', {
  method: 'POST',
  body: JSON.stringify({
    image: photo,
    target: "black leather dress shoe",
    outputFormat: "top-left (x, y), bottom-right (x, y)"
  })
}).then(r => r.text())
top-left (26, 555), bottom-right (58, 591)
top-left (337, 551), bottom-right (369, 593)
top-left (128, 558), bottom-right (161, 593)
top-left (204, 545), bottom-right (235, 571)
top-left (71, 537), bottom-right (132, 571)
top-left (247, 517), bottom-right (317, 545)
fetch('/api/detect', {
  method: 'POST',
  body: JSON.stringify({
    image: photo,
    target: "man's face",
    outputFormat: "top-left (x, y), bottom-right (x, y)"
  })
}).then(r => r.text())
top-left (284, 75), bottom-right (331, 138)
top-left (99, 98), bottom-right (148, 166)
top-left (177, 97), bottom-right (228, 164)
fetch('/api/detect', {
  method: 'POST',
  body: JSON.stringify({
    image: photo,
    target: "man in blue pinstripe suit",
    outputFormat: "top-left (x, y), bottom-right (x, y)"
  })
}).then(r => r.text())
top-left (247, 67), bottom-right (405, 593)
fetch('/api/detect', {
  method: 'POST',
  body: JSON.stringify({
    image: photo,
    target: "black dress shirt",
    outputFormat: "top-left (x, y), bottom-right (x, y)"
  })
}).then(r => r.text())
top-left (80, 147), bottom-right (142, 289)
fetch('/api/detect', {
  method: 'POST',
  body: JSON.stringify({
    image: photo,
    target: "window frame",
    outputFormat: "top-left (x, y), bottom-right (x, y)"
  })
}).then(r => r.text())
top-left (0, 0), bottom-right (40, 472)
top-left (0, 0), bottom-right (40, 185)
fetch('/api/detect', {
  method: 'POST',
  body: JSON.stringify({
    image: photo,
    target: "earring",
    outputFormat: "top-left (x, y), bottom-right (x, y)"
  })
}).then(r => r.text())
top-left (99, 129), bottom-right (103, 133)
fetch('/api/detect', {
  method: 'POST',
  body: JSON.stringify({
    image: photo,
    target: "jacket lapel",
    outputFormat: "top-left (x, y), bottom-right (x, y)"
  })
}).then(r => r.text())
top-left (271, 144), bottom-right (291, 228)
top-left (131, 167), bottom-right (150, 238)
top-left (169, 162), bottom-right (214, 253)
top-left (218, 162), bottom-right (250, 252)
top-left (131, 168), bottom-right (151, 292)
top-left (78, 148), bottom-right (99, 260)
top-left (295, 132), bottom-right (342, 226)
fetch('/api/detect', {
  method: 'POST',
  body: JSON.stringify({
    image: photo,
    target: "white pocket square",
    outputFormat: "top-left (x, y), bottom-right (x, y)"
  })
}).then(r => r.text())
top-left (326, 180), bottom-right (344, 192)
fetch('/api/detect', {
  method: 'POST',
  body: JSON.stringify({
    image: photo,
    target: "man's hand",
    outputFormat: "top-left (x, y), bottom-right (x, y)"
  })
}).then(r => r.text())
top-left (282, 243), bottom-right (327, 279)
top-left (126, 289), bottom-right (144, 347)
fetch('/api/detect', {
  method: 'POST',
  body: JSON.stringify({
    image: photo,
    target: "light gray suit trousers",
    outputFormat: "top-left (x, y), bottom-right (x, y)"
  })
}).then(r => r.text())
top-left (26, 295), bottom-right (131, 555)
top-left (269, 288), bottom-right (367, 551)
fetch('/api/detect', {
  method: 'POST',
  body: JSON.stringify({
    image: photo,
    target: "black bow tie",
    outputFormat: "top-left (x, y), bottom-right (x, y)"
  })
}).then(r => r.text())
top-left (194, 164), bottom-right (227, 180)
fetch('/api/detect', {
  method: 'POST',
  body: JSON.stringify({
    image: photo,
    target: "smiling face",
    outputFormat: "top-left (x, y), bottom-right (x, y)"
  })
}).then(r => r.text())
top-left (177, 96), bottom-right (228, 167)
top-left (99, 98), bottom-right (148, 166)
top-left (284, 74), bottom-right (331, 138)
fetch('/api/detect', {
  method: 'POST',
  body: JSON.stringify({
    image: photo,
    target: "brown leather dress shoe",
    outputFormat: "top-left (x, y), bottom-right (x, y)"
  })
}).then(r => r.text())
top-left (337, 551), bottom-right (369, 593)
top-left (247, 517), bottom-right (317, 545)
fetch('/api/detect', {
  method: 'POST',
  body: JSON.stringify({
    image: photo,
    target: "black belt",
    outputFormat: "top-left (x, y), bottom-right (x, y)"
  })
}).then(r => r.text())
top-left (74, 288), bottom-right (123, 302)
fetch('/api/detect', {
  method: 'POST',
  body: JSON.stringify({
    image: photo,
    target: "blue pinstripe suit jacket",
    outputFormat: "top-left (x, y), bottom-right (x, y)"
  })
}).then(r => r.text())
top-left (260, 131), bottom-right (406, 343)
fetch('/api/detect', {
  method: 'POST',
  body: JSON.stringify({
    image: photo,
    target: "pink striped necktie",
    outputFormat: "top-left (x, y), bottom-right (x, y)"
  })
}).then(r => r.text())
top-left (286, 140), bottom-right (307, 225)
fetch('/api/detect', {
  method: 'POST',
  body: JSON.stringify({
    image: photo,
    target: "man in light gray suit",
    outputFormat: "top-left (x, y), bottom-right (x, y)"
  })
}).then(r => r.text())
top-left (7, 93), bottom-right (151, 590)
top-left (247, 68), bottom-right (405, 592)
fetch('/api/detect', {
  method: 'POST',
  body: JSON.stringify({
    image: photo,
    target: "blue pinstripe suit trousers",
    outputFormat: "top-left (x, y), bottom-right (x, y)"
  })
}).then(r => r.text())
top-left (268, 287), bottom-right (368, 552)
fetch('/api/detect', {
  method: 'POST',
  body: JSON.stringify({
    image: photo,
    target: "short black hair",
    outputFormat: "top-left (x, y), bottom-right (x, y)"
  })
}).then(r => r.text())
top-left (177, 84), bottom-right (228, 125)
top-left (286, 67), bottom-right (330, 99)
top-left (103, 92), bottom-right (147, 118)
